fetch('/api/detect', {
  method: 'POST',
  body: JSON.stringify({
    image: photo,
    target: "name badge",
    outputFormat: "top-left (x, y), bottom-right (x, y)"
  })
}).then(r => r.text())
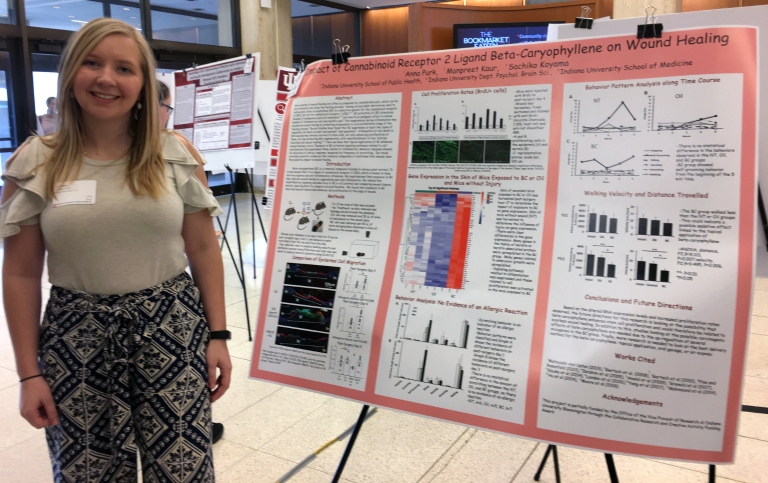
top-left (53, 180), bottom-right (97, 207)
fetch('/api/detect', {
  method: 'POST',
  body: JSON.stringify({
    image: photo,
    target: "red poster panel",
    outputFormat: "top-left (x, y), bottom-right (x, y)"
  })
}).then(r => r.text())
top-left (250, 28), bottom-right (757, 463)
top-left (173, 56), bottom-right (255, 151)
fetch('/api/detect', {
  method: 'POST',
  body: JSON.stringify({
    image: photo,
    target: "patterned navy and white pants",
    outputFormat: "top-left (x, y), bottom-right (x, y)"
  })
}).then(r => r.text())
top-left (39, 272), bottom-right (214, 483)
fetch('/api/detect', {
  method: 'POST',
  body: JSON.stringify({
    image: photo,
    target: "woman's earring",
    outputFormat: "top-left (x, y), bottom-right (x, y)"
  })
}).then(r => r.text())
top-left (137, 102), bottom-right (142, 110)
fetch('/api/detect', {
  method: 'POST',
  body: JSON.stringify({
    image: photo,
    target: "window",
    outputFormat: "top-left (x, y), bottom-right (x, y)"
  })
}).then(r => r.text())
top-left (24, 0), bottom-right (105, 31)
top-left (0, 0), bottom-right (14, 24)
top-left (151, 0), bottom-right (234, 47)
top-left (109, 4), bottom-right (142, 31)
top-left (0, 51), bottom-right (16, 184)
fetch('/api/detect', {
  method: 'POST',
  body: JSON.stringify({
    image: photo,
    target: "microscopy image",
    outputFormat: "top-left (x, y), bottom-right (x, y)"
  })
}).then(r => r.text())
top-left (459, 141), bottom-right (484, 163)
top-left (434, 140), bottom-right (459, 163)
top-left (411, 141), bottom-right (435, 163)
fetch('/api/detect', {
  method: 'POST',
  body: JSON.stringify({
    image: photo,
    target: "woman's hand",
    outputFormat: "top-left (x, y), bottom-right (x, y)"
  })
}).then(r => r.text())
top-left (207, 340), bottom-right (232, 403)
top-left (20, 377), bottom-right (59, 428)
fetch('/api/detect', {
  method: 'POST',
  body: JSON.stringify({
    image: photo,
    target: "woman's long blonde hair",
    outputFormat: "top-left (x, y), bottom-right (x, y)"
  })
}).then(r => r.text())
top-left (41, 18), bottom-right (164, 199)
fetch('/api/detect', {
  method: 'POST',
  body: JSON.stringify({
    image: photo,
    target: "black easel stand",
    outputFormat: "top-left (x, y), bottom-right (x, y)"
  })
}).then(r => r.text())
top-left (331, 405), bottom-right (370, 483)
top-left (222, 165), bottom-right (252, 339)
top-left (535, 445), bottom-right (618, 482)
top-left (604, 454), bottom-right (619, 483)
top-left (534, 445), bottom-right (560, 483)
top-left (758, 184), bottom-right (768, 251)
top-left (245, 167), bottom-right (269, 278)
top-left (533, 401), bottom-right (768, 483)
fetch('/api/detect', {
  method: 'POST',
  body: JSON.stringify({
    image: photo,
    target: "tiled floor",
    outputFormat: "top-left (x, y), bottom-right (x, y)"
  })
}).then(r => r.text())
top-left (0, 193), bottom-right (766, 482)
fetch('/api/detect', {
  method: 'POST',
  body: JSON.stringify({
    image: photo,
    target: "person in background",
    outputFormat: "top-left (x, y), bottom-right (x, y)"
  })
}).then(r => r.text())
top-left (2, 19), bottom-right (231, 482)
top-left (157, 80), bottom-right (173, 129)
top-left (37, 97), bottom-right (57, 135)
top-left (158, 79), bottom-right (225, 444)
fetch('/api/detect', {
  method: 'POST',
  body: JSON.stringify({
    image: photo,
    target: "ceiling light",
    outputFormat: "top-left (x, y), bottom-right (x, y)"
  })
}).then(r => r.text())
top-left (53, 5), bottom-right (60, 8)
top-left (189, 17), bottom-right (196, 20)
top-left (68, 15), bottom-right (74, 18)
top-left (123, 7), bottom-right (130, 10)
top-left (72, 19), bottom-right (87, 23)
top-left (130, 16), bottom-right (137, 19)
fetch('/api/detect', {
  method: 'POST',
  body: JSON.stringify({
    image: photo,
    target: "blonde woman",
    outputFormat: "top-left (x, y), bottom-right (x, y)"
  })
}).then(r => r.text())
top-left (1, 18), bottom-right (230, 482)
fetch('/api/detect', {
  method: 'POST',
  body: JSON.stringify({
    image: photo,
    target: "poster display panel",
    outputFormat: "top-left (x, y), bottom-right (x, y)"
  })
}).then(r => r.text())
top-left (249, 27), bottom-right (757, 463)
top-left (174, 56), bottom-right (256, 151)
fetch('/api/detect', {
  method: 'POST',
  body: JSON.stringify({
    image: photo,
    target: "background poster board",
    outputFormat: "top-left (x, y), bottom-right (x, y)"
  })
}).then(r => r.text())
top-left (174, 56), bottom-right (256, 151)
top-left (250, 27), bottom-right (757, 463)
top-left (163, 55), bottom-right (275, 174)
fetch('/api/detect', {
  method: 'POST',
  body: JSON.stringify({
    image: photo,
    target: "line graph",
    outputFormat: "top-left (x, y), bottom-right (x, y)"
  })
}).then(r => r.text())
top-left (646, 95), bottom-right (721, 132)
top-left (580, 155), bottom-right (635, 175)
top-left (657, 115), bottom-right (720, 131)
top-left (278, 305), bottom-right (332, 332)
top-left (281, 286), bottom-right (336, 308)
top-left (568, 142), bottom-right (636, 177)
top-left (285, 263), bottom-right (340, 290)
top-left (275, 326), bottom-right (329, 353)
top-left (576, 100), bottom-right (639, 134)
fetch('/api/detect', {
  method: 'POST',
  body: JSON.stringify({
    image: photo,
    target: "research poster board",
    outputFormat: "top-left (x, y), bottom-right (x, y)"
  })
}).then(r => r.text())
top-left (174, 56), bottom-right (257, 151)
top-left (249, 27), bottom-right (757, 463)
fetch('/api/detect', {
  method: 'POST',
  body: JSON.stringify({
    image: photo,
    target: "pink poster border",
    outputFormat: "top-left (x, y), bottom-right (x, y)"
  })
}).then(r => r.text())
top-left (250, 27), bottom-right (757, 463)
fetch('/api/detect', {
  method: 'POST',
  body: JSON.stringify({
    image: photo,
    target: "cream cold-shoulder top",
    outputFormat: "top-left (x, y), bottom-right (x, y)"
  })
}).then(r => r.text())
top-left (0, 132), bottom-right (223, 295)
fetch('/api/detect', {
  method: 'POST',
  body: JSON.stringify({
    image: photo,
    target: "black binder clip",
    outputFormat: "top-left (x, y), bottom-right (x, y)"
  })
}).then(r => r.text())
top-left (575, 6), bottom-right (593, 29)
top-left (331, 39), bottom-right (350, 65)
top-left (637, 6), bottom-right (663, 39)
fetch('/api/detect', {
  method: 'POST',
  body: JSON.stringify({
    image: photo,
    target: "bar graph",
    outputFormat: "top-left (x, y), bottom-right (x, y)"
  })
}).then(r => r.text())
top-left (403, 191), bottom-right (473, 289)
top-left (637, 217), bottom-right (674, 237)
top-left (588, 213), bottom-right (619, 234)
top-left (584, 245), bottom-right (617, 278)
top-left (633, 250), bottom-right (671, 283)
top-left (464, 107), bottom-right (505, 130)
top-left (395, 303), bottom-right (470, 348)
top-left (628, 206), bottom-right (675, 238)
top-left (394, 340), bottom-right (465, 389)
top-left (420, 114), bottom-right (458, 132)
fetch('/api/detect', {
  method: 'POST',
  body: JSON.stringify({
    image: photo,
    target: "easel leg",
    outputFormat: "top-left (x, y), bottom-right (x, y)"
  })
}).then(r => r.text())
top-left (216, 217), bottom-right (243, 282)
top-left (709, 465), bottom-right (716, 483)
top-left (331, 405), bottom-right (370, 483)
top-left (534, 445), bottom-right (561, 483)
top-left (218, 193), bottom-right (234, 252)
top-left (604, 453), bottom-right (619, 483)
top-left (245, 167), bottom-right (269, 242)
top-left (227, 167), bottom-right (253, 340)
top-left (758, 184), bottom-right (768, 251)
top-left (249, 168), bottom-right (256, 279)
